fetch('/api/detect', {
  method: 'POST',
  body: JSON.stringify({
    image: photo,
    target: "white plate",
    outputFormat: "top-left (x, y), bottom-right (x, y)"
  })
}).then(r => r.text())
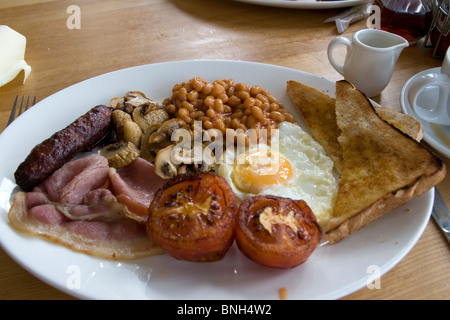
top-left (231, 0), bottom-right (370, 9)
top-left (0, 60), bottom-right (432, 300)
top-left (401, 67), bottom-right (450, 159)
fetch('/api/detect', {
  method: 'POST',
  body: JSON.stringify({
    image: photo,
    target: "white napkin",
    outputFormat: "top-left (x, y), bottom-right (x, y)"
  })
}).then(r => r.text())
top-left (0, 25), bottom-right (31, 87)
top-left (324, 4), bottom-right (372, 34)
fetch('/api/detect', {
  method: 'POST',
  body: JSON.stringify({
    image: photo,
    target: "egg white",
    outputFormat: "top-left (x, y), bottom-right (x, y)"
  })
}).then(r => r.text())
top-left (217, 122), bottom-right (338, 227)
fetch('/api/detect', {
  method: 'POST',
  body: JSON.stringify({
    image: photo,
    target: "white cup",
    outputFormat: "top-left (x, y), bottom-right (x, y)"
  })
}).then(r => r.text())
top-left (328, 29), bottom-right (409, 97)
top-left (408, 47), bottom-right (450, 126)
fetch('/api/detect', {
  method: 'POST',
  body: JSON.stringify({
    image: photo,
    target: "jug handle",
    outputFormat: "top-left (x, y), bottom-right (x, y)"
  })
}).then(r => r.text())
top-left (327, 36), bottom-right (352, 76)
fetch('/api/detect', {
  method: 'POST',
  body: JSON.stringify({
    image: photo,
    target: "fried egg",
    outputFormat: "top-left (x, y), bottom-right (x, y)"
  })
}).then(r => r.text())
top-left (217, 122), bottom-right (338, 226)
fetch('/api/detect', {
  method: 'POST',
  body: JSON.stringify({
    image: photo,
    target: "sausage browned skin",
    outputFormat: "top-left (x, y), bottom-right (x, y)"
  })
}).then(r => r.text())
top-left (14, 105), bottom-right (113, 191)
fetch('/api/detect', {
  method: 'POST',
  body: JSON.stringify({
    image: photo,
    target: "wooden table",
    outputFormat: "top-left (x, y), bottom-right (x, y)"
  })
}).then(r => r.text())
top-left (0, 0), bottom-right (449, 300)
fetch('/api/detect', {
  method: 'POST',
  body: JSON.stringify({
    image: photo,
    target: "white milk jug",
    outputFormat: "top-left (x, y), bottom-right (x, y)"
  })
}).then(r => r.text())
top-left (328, 29), bottom-right (409, 97)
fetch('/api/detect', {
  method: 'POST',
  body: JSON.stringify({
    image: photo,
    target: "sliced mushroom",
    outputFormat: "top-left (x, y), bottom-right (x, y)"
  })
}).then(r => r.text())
top-left (148, 118), bottom-right (189, 149)
top-left (110, 91), bottom-right (160, 114)
top-left (154, 144), bottom-right (178, 179)
top-left (99, 141), bottom-right (140, 168)
top-left (132, 106), bottom-right (169, 133)
top-left (140, 123), bottom-right (161, 163)
top-left (124, 91), bottom-right (159, 114)
top-left (171, 142), bottom-right (194, 165)
top-left (123, 120), bottom-right (142, 148)
top-left (112, 109), bottom-right (132, 141)
top-left (177, 164), bottom-right (191, 175)
top-left (110, 96), bottom-right (125, 110)
top-left (193, 143), bottom-right (216, 173)
top-left (194, 161), bottom-right (215, 173)
top-left (171, 142), bottom-right (215, 173)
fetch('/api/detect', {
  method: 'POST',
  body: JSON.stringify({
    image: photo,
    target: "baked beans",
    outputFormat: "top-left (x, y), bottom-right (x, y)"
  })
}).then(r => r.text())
top-left (162, 77), bottom-right (296, 135)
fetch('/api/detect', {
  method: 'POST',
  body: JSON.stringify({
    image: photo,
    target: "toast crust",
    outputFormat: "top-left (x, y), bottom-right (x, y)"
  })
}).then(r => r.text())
top-left (287, 80), bottom-right (446, 244)
top-left (286, 80), bottom-right (424, 173)
top-left (330, 81), bottom-right (445, 243)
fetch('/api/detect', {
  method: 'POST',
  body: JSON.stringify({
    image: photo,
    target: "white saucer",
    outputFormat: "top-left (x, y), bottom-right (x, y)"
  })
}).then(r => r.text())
top-left (401, 67), bottom-right (450, 159)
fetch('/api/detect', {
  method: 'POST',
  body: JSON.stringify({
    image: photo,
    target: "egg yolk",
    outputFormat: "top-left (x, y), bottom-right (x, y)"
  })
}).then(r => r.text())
top-left (231, 148), bottom-right (294, 194)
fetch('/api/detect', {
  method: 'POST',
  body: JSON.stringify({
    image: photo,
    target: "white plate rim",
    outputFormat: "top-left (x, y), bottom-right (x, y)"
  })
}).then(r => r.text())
top-left (400, 67), bottom-right (450, 159)
top-left (0, 59), bottom-right (433, 300)
top-left (231, 0), bottom-right (370, 9)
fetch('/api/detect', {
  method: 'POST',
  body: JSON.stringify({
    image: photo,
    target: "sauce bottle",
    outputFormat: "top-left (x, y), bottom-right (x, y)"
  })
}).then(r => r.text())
top-left (429, 0), bottom-right (450, 57)
top-left (374, 0), bottom-right (434, 44)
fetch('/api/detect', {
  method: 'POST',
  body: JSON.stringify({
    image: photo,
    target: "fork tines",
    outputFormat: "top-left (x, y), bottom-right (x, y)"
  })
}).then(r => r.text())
top-left (7, 95), bottom-right (37, 127)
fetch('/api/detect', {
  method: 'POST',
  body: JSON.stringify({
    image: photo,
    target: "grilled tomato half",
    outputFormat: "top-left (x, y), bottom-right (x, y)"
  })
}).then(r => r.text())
top-left (235, 195), bottom-right (322, 269)
top-left (147, 172), bottom-right (237, 262)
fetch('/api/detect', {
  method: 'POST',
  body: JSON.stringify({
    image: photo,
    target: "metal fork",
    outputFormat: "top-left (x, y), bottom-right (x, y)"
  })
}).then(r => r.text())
top-left (7, 95), bottom-right (37, 127)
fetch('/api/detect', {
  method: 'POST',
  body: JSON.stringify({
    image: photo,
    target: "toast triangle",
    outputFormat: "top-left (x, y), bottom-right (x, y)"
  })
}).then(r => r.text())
top-left (286, 80), bottom-right (424, 174)
top-left (325, 80), bottom-right (446, 243)
top-left (286, 80), bottom-right (343, 172)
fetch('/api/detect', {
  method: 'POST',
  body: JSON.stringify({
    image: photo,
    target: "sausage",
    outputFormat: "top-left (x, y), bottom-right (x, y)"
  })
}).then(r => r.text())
top-left (14, 105), bottom-right (113, 191)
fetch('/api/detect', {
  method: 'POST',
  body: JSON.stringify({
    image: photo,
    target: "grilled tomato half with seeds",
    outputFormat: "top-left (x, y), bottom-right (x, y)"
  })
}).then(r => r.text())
top-left (147, 172), bottom-right (237, 262)
top-left (236, 195), bottom-right (322, 269)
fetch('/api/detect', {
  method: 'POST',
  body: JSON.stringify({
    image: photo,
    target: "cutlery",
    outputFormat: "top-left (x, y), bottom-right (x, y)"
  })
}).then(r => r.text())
top-left (7, 95), bottom-right (37, 127)
top-left (432, 188), bottom-right (450, 244)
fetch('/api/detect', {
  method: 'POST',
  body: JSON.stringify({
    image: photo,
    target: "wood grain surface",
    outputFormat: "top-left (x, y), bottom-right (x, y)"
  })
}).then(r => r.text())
top-left (0, 0), bottom-right (448, 300)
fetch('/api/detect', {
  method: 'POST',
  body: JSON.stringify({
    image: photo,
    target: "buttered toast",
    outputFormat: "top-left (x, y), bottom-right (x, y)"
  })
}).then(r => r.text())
top-left (287, 80), bottom-right (446, 244)
top-left (287, 80), bottom-right (343, 172)
top-left (286, 80), bottom-right (424, 173)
